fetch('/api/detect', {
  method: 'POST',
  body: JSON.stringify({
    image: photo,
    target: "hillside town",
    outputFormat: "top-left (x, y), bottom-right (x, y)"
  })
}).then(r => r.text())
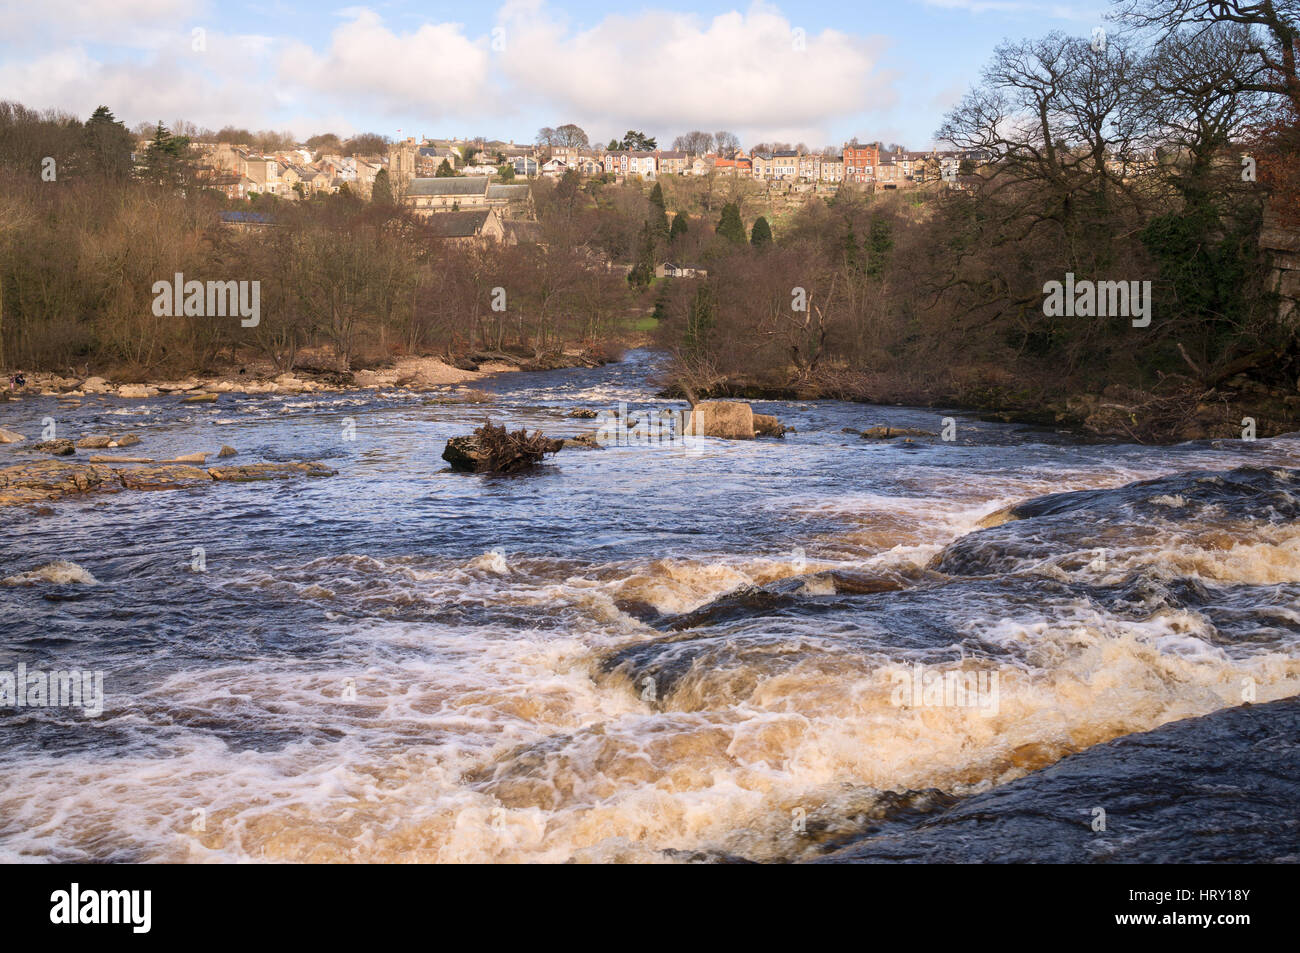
top-left (190, 132), bottom-right (989, 202)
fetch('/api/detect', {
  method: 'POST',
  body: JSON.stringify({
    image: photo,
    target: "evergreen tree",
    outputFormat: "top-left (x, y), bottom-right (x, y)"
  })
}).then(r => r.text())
top-left (648, 182), bottom-right (669, 239)
top-left (82, 105), bottom-right (133, 180)
top-left (669, 212), bottom-right (689, 243)
top-left (750, 216), bottom-right (772, 247)
top-left (498, 164), bottom-right (515, 181)
top-left (372, 168), bottom-right (394, 205)
top-left (141, 120), bottom-right (191, 188)
top-left (435, 158), bottom-right (456, 177)
top-left (716, 203), bottom-right (746, 244)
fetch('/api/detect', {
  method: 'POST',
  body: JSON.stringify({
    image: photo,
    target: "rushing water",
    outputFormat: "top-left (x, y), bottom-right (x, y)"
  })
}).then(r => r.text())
top-left (1, 350), bottom-right (1298, 862)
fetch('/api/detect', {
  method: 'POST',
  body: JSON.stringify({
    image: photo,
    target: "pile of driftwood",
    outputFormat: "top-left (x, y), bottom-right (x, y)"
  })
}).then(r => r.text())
top-left (442, 422), bottom-right (564, 473)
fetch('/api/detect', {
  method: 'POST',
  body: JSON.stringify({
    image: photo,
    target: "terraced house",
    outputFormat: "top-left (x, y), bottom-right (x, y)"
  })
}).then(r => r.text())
top-left (603, 151), bottom-right (658, 178)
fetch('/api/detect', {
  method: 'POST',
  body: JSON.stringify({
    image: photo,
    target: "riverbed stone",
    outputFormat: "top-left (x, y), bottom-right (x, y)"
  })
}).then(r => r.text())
top-left (117, 465), bottom-right (211, 490)
top-left (0, 427), bottom-right (24, 444)
top-left (32, 439), bottom-right (76, 455)
top-left (207, 462), bottom-right (337, 481)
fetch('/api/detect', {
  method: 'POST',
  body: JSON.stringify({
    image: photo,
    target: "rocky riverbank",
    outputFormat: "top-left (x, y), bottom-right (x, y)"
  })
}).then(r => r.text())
top-left (664, 372), bottom-right (1300, 443)
top-left (0, 347), bottom-right (612, 403)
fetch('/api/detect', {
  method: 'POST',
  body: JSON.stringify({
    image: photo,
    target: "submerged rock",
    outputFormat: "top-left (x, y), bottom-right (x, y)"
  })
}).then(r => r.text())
top-left (32, 439), bottom-right (75, 456)
top-left (861, 426), bottom-right (937, 440)
top-left (118, 465), bottom-right (211, 490)
top-left (207, 462), bottom-right (337, 481)
top-left (0, 458), bottom-right (337, 506)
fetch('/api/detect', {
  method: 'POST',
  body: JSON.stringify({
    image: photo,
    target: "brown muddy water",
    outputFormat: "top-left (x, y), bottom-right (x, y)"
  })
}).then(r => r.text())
top-left (1, 350), bottom-right (1298, 862)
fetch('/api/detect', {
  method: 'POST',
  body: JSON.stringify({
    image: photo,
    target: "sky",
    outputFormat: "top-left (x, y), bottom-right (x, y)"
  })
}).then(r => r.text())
top-left (0, 0), bottom-right (1109, 150)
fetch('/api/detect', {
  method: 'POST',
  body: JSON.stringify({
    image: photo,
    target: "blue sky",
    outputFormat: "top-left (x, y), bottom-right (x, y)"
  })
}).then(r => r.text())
top-left (0, 0), bottom-right (1108, 149)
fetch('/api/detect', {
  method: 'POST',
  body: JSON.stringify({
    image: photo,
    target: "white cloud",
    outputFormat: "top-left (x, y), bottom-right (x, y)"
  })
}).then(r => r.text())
top-left (495, 0), bottom-right (894, 143)
top-left (0, 2), bottom-right (898, 144)
top-left (277, 9), bottom-right (495, 120)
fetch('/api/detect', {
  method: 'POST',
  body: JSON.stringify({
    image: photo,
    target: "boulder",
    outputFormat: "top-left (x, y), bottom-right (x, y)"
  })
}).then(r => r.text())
top-left (207, 462), bottom-right (337, 481)
top-left (567, 408), bottom-right (599, 419)
top-left (81, 377), bottom-right (110, 394)
top-left (685, 401), bottom-right (755, 440)
top-left (117, 384), bottom-right (156, 399)
top-left (32, 439), bottom-right (75, 456)
top-left (166, 453), bottom-right (207, 464)
top-left (181, 393), bottom-right (218, 403)
top-left (110, 433), bottom-right (141, 447)
top-left (753, 413), bottom-right (786, 438)
top-left (217, 445), bottom-right (237, 458)
top-left (0, 427), bottom-right (24, 444)
top-left (75, 435), bottom-right (114, 449)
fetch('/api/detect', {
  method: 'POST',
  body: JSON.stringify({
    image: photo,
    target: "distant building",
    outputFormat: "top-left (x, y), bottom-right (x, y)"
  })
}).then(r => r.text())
top-left (405, 176), bottom-right (492, 212)
top-left (422, 208), bottom-right (505, 244)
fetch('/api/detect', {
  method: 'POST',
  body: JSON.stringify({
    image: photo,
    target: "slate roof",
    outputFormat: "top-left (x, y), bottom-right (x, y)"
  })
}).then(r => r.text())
top-left (486, 184), bottom-right (530, 201)
top-left (406, 176), bottom-right (489, 197)
top-left (423, 209), bottom-right (492, 238)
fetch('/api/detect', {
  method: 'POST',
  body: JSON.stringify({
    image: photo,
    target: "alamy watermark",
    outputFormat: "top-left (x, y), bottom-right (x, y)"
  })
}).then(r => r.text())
top-left (1, 663), bottom-right (104, 717)
top-left (1043, 273), bottom-right (1151, 327)
top-left (152, 272), bottom-right (260, 327)
top-left (889, 663), bottom-right (999, 716)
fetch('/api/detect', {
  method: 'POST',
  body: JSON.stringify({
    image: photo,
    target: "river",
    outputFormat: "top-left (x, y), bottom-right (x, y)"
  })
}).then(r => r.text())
top-left (2, 349), bottom-right (1298, 862)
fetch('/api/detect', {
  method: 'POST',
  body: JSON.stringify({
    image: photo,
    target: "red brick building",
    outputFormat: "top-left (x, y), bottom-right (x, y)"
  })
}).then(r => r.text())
top-left (843, 143), bottom-right (880, 183)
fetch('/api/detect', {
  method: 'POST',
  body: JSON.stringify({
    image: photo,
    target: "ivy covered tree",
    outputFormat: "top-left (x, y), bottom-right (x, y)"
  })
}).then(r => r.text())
top-left (628, 222), bottom-right (657, 288)
top-left (648, 182), bottom-right (669, 239)
top-left (372, 168), bottom-right (394, 205)
top-left (866, 218), bottom-right (892, 279)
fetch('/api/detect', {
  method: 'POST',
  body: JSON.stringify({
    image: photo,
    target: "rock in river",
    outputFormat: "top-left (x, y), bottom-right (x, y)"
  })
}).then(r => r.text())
top-left (685, 401), bottom-right (755, 440)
